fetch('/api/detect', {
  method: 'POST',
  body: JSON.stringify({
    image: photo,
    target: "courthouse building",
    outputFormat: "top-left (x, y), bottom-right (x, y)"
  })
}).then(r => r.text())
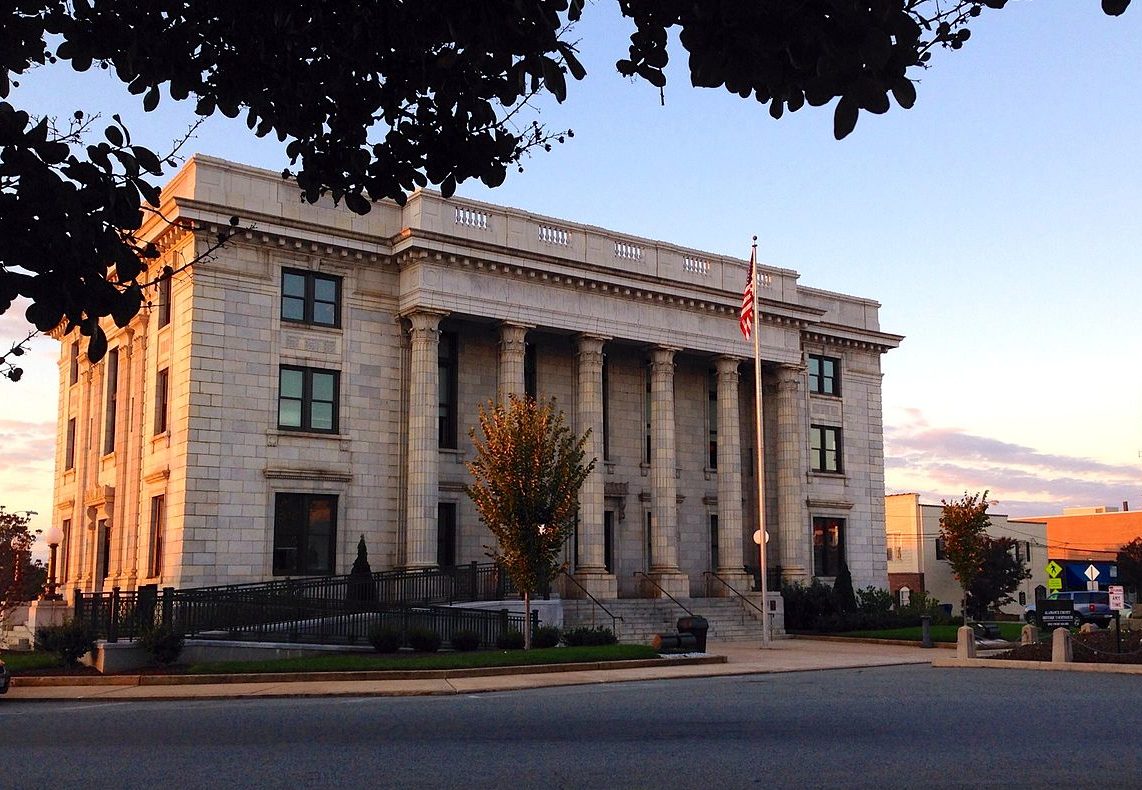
top-left (50, 156), bottom-right (901, 602)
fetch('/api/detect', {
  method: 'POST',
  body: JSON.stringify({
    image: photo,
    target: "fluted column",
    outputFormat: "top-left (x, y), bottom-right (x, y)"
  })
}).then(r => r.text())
top-left (497, 322), bottom-right (531, 402)
top-left (775, 363), bottom-right (809, 582)
top-left (714, 356), bottom-right (753, 592)
top-left (572, 334), bottom-right (617, 598)
top-left (405, 309), bottom-right (448, 568)
top-left (648, 346), bottom-right (689, 597)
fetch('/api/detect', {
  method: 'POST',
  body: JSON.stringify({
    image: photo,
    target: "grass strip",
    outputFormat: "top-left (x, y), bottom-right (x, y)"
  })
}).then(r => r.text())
top-left (834, 622), bottom-right (1023, 642)
top-left (188, 643), bottom-right (658, 675)
top-left (0, 650), bottom-right (64, 672)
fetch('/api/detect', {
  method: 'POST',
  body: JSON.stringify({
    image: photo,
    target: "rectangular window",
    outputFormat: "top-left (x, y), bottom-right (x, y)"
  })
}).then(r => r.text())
top-left (69, 342), bottom-right (79, 385)
top-left (524, 342), bottom-right (537, 400)
top-left (60, 519), bottom-right (71, 584)
top-left (808, 354), bottom-right (841, 396)
top-left (154, 368), bottom-right (170, 435)
top-left (273, 493), bottom-right (337, 575)
top-left (935, 537), bottom-right (947, 561)
top-left (708, 369), bottom-right (718, 469)
top-left (601, 357), bottom-right (610, 461)
top-left (278, 365), bottom-right (339, 433)
top-left (437, 503), bottom-right (457, 568)
top-left (438, 332), bottom-right (458, 448)
top-left (603, 510), bottom-right (614, 574)
top-left (809, 425), bottom-right (843, 473)
top-left (99, 519), bottom-right (112, 581)
top-left (103, 348), bottom-right (119, 454)
top-left (645, 511), bottom-right (653, 570)
top-left (281, 268), bottom-right (341, 327)
top-left (157, 274), bottom-right (171, 328)
top-left (643, 369), bottom-right (652, 464)
top-left (65, 418), bottom-right (77, 470)
top-left (812, 517), bottom-right (845, 577)
top-left (710, 514), bottom-right (720, 570)
top-left (148, 495), bottom-right (165, 577)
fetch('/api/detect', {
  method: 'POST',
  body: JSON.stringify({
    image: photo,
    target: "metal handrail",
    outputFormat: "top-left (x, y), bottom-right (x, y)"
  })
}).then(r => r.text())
top-left (703, 571), bottom-right (766, 618)
top-left (633, 571), bottom-right (693, 617)
top-left (558, 570), bottom-right (624, 635)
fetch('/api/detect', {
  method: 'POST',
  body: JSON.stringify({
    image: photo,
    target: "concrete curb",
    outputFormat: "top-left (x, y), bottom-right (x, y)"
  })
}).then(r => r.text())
top-left (10, 654), bottom-right (725, 688)
top-left (789, 634), bottom-right (956, 650)
top-left (932, 657), bottom-right (1142, 674)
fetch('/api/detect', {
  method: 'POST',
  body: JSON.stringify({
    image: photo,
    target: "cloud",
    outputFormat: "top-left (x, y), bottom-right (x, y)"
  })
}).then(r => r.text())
top-left (885, 414), bottom-right (1140, 517)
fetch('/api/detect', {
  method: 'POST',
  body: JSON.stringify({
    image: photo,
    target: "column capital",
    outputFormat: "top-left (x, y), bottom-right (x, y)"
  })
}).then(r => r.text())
top-left (776, 362), bottom-right (804, 390)
top-left (575, 333), bottom-right (609, 364)
top-left (715, 355), bottom-right (743, 378)
top-left (650, 345), bottom-right (680, 370)
top-left (402, 308), bottom-right (449, 334)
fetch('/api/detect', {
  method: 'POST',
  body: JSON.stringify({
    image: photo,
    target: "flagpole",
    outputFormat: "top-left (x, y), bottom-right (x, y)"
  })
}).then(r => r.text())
top-left (751, 236), bottom-right (770, 648)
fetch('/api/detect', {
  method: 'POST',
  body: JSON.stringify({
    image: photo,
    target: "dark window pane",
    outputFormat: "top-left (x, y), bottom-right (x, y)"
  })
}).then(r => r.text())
top-left (313, 277), bottom-right (337, 303)
top-left (282, 297), bottom-right (305, 322)
top-left (312, 302), bottom-right (336, 325)
top-left (282, 273), bottom-right (306, 297)
top-left (278, 399), bottom-right (302, 428)
top-left (280, 369), bottom-right (304, 399)
top-left (310, 403), bottom-right (333, 431)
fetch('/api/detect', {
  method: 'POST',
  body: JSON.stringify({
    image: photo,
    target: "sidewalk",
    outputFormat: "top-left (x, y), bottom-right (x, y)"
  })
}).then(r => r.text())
top-left (3, 638), bottom-right (933, 702)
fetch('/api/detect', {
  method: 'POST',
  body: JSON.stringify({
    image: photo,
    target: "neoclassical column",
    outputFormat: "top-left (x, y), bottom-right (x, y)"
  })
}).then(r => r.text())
top-left (714, 356), bottom-right (753, 592)
top-left (775, 363), bottom-right (809, 582)
top-left (648, 346), bottom-right (689, 597)
top-left (573, 334), bottom-right (617, 597)
top-left (497, 322), bottom-right (531, 402)
top-left (405, 309), bottom-right (448, 568)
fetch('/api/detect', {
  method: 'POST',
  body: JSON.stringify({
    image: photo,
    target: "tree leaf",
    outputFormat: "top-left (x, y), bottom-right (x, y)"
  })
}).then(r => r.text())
top-left (833, 96), bottom-right (859, 140)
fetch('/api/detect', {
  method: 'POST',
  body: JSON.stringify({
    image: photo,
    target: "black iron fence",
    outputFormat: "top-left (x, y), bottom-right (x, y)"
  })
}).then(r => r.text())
top-left (72, 562), bottom-right (538, 648)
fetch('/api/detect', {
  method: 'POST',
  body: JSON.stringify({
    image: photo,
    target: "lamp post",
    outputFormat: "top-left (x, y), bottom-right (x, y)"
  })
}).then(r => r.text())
top-left (42, 524), bottom-right (63, 600)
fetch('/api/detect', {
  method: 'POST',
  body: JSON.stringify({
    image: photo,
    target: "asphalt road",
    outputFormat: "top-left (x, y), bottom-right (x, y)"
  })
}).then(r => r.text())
top-left (3, 666), bottom-right (1140, 788)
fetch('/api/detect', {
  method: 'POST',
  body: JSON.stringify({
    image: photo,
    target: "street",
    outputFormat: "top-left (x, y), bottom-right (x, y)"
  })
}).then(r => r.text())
top-left (3, 666), bottom-right (1140, 788)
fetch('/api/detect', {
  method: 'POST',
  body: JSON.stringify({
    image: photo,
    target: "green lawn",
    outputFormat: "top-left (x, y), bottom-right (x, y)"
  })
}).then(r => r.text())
top-left (0, 650), bottom-right (64, 672)
top-left (835, 622), bottom-right (1024, 642)
top-left (188, 643), bottom-right (659, 675)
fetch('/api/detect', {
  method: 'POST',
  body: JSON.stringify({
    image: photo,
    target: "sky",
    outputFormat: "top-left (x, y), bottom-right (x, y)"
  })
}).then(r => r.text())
top-left (2, 1), bottom-right (1140, 544)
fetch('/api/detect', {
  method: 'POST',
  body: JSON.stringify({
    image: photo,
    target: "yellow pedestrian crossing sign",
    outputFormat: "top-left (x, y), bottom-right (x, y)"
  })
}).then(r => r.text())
top-left (1046, 560), bottom-right (1063, 578)
top-left (1047, 578), bottom-right (1063, 590)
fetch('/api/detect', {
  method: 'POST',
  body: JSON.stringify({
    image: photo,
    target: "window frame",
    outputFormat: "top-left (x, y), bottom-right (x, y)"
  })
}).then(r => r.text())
top-left (103, 348), bottom-right (120, 455)
top-left (809, 424), bottom-right (843, 473)
top-left (281, 268), bottom-right (342, 328)
top-left (69, 342), bottom-right (79, 385)
top-left (438, 332), bottom-right (458, 449)
top-left (812, 516), bottom-right (845, 578)
top-left (157, 274), bottom-right (172, 328)
top-left (707, 369), bottom-right (718, 469)
top-left (808, 353), bottom-right (841, 397)
top-left (272, 492), bottom-right (338, 576)
top-left (278, 365), bottom-right (340, 434)
top-left (437, 502), bottom-right (458, 568)
top-left (65, 417), bottom-right (77, 470)
top-left (154, 367), bottom-right (170, 435)
top-left (148, 495), bottom-right (165, 577)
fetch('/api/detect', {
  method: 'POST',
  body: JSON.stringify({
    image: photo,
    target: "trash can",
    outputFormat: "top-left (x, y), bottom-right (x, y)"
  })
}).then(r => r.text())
top-left (676, 616), bottom-right (709, 653)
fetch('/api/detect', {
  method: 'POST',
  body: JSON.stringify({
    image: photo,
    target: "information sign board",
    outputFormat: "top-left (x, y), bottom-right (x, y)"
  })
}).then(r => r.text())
top-left (1109, 585), bottom-right (1125, 611)
top-left (1038, 597), bottom-right (1075, 629)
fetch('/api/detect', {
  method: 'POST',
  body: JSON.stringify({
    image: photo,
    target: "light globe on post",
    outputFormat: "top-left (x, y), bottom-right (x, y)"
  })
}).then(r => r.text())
top-left (42, 524), bottom-right (63, 600)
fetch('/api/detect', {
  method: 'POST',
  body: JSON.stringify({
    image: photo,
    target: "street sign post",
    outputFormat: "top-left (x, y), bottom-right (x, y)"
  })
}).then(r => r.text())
top-left (1109, 585), bottom-right (1125, 654)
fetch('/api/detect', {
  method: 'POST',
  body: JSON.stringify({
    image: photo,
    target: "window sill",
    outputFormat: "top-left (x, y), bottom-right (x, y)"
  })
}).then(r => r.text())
top-left (440, 448), bottom-right (466, 464)
top-left (809, 392), bottom-right (842, 400)
top-left (280, 320), bottom-right (343, 334)
top-left (151, 430), bottom-right (171, 445)
top-left (268, 428), bottom-right (349, 442)
top-left (809, 470), bottom-right (848, 483)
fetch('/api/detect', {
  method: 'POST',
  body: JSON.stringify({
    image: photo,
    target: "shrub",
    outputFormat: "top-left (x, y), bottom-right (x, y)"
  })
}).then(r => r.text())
top-left (561, 626), bottom-right (617, 647)
top-left (532, 625), bottom-right (561, 648)
top-left (367, 625), bottom-right (403, 653)
top-left (407, 627), bottom-right (442, 653)
top-left (856, 586), bottom-right (894, 615)
top-left (35, 619), bottom-right (96, 667)
top-left (782, 580), bottom-right (841, 631)
top-left (450, 630), bottom-right (481, 652)
top-left (495, 629), bottom-right (525, 650)
top-left (137, 623), bottom-right (184, 665)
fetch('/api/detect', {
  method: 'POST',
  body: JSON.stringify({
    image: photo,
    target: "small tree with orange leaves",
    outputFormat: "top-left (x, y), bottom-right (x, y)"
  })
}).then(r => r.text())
top-left (465, 395), bottom-right (594, 649)
top-left (939, 491), bottom-right (992, 621)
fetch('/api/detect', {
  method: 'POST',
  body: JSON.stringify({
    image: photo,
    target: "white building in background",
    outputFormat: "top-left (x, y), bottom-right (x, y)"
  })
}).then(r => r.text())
top-left (50, 156), bottom-right (902, 603)
top-left (885, 493), bottom-right (1047, 616)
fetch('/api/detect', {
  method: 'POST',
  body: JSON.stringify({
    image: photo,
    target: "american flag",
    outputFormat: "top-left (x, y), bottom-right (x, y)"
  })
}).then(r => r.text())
top-left (739, 245), bottom-right (756, 340)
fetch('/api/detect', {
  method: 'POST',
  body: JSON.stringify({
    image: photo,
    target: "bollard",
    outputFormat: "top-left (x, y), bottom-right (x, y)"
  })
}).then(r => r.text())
top-left (1051, 627), bottom-right (1072, 663)
top-left (956, 625), bottom-right (976, 659)
top-left (1021, 624), bottom-right (1039, 645)
top-left (920, 615), bottom-right (933, 649)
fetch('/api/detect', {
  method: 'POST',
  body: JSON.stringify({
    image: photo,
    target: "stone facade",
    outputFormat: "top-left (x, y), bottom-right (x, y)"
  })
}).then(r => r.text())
top-left (50, 156), bottom-right (901, 600)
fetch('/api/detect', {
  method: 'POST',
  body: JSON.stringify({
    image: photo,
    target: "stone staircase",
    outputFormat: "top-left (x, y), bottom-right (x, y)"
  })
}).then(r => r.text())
top-left (563, 595), bottom-right (782, 645)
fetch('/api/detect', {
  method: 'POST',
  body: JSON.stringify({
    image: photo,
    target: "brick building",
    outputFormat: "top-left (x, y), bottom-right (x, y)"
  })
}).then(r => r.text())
top-left (50, 156), bottom-right (901, 603)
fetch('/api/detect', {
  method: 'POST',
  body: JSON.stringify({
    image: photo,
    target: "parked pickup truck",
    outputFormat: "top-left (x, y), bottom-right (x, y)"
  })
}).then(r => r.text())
top-left (1024, 591), bottom-right (1131, 628)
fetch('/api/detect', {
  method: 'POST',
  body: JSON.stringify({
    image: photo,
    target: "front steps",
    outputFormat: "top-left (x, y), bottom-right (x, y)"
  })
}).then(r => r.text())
top-left (563, 595), bottom-right (783, 645)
